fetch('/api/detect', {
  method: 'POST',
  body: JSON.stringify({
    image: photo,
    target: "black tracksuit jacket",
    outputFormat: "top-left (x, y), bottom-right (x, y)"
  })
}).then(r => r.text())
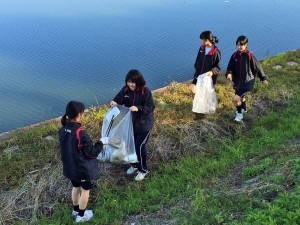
top-left (192, 44), bottom-right (221, 85)
top-left (58, 121), bottom-right (102, 182)
top-left (226, 50), bottom-right (267, 92)
top-left (113, 85), bottom-right (155, 134)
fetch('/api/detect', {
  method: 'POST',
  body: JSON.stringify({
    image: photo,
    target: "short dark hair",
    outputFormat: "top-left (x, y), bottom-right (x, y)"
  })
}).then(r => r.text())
top-left (236, 35), bottom-right (248, 45)
top-left (125, 69), bottom-right (146, 89)
top-left (200, 31), bottom-right (219, 44)
top-left (61, 101), bottom-right (85, 125)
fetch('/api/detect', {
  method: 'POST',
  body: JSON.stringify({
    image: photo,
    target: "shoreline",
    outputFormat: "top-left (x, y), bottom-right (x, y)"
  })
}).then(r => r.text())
top-left (0, 80), bottom-right (192, 140)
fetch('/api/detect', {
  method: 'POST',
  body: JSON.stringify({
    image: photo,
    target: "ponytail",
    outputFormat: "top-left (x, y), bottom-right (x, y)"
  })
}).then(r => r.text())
top-left (61, 114), bottom-right (67, 126)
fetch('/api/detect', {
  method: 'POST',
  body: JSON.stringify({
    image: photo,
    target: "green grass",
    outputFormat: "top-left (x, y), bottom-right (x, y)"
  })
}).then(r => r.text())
top-left (0, 49), bottom-right (300, 224)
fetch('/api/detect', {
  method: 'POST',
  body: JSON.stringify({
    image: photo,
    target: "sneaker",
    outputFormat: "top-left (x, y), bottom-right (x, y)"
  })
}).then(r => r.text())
top-left (72, 209), bottom-right (93, 217)
top-left (135, 171), bottom-right (149, 181)
top-left (126, 166), bottom-right (138, 175)
top-left (234, 112), bottom-right (243, 122)
top-left (76, 213), bottom-right (93, 223)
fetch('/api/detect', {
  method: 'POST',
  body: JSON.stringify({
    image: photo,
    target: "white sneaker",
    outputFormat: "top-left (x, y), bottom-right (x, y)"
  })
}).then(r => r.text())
top-left (135, 171), bottom-right (149, 181)
top-left (234, 113), bottom-right (243, 122)
top-left (126, 166), bottom-right (138, 175)
top-left (76, 212), bottom-right (93, 223)
top-left (72, 209), bottom-right (93, 217)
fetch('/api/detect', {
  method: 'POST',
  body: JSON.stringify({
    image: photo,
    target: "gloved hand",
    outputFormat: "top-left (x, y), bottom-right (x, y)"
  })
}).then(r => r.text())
top-left (100, 137), bottom-right (109, 145)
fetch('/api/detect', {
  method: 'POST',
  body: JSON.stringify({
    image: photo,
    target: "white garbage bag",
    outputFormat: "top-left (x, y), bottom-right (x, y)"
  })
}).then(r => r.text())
top-left (98, 105), bottom-right (138, 164)
top-left (192, 72), bottom-right (217, 114)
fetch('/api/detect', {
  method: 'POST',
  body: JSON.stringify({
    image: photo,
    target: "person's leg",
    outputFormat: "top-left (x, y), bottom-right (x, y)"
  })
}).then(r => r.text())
top-left (241, 97), bottom-right (247, 112)
top-left (135, 131), bottom-right (150, 173)
top-left (72, 187), bottom-right (81, 213)
top-left (79, 189), bottom-right (90, 212)
top-left (75, 181), bottom-right (94, 222)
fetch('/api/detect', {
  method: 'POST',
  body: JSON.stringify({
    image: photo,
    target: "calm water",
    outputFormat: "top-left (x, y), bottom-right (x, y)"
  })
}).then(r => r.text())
top-left (1, 0), bottom-right (300, 133)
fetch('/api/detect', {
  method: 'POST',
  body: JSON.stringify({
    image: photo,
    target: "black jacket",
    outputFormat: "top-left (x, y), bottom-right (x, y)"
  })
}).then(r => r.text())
top-left (58, 121), bottom-right (102, 182)
top-left (226, 50), bottom-right (267, 92)
top-left (193, 44), bottom-right (221, 85)
top-left (113, 85), bottom-right (155, 134)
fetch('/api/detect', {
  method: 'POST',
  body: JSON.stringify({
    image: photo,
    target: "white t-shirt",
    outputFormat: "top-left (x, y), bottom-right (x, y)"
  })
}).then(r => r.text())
top-left (205, 47), bottom-right (211, 55)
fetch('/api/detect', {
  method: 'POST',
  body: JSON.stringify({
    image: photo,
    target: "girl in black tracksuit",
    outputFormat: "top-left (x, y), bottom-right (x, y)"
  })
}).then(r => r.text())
top-left (58, 101), bottom-right (105, 222)
top-left (190, 31), bottom-right (221, 93)
top-left (110, 69), bottom-right (155, 181)
top-left (226, 35), bottom-right (268, 122)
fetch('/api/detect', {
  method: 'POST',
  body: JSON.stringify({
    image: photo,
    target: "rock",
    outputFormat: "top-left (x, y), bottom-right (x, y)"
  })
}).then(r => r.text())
top-left (286, 61), bottom-right (298, 66)
top-left (273, 65), bottom-right (282, 70)
top-left (4, 146), bottom-right (19, 153)
top-left (44, 135), bottom-right (55, 141)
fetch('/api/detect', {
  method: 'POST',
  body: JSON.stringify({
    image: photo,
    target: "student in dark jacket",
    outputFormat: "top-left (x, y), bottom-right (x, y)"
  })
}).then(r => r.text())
top-left (58, 101), bottom-right (107, 223)
top-left (226, 35), bottom-right (268, 122)
top-left (190, 30), bottom-right (221, 93)
top-left (110, 69), bottom-right (155, 181)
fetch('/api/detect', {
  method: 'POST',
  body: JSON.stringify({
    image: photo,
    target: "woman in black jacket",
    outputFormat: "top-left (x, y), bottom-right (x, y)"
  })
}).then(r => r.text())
top-left (226, 35), bottom-right (268, 122)
top-left (58, 101), bottom-right (106, 222)
top-left (110, 69), bottom-right (155, 181)
top-left (190, 30), bottom-right (221, 93)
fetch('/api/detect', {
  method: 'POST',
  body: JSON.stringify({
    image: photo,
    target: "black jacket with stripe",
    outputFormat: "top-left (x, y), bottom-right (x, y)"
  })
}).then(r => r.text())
top-left (226, 50), bottom-right (267, 92)
top-left (58, 121), bottom-right (102, 182)
top-left (192, 44), bottom-right (221, 85)
top-left (113, 85), bottom-right (155, 134)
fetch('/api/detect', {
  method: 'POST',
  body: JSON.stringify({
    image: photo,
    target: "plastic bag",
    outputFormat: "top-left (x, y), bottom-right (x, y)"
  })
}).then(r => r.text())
top-left (192, 72), bottom-right (217, 114)
top-left (98, 105), bottom-right (138, 164)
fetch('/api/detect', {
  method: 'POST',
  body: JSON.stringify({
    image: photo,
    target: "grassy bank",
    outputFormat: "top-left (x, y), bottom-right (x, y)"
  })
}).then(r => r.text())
top-left (0, 49), bottom-right (299, 224)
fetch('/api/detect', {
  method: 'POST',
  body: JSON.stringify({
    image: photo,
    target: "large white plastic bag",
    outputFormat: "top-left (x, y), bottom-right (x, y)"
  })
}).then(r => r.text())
top-left (98, 105), bottom-right (138, 164)
top-left (192, 72), bottom-right (217, 114)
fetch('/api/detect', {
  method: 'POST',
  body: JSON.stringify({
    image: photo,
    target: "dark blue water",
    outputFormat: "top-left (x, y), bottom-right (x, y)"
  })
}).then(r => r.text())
top-left (1, 0), bottom-right (300, 133)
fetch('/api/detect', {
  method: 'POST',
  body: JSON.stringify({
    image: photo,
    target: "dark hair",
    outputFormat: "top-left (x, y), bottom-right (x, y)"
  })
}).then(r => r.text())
top-left (125, 69), bottom-right (146, 89)
top-left (236, 35), bottom-right (248, 45)
top-left (200, 31), bottom-right (219, 44)
top-left (61, 101), bottom-right (85, 126)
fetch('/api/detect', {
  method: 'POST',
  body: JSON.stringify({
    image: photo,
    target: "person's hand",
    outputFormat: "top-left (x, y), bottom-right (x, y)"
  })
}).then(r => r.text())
top-left (208, 71), bottom-right (213, 77)
top-left (100, 137), bottom-right (109, 145)
top-left (262, 80), bottom-right (268, 85)
top-left (227, 74), bottom-right (232, 81)
top-left (110, 101), bottom-right (117, 108)
top-left (129, 106), bottom-right (138, 112)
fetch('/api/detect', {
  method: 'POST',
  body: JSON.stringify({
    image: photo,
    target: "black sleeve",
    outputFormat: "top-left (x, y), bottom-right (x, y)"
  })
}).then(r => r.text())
top-left (211, 50), bottom-right (221, 76)
top-left (251, 54), bottom-right (267, 81)
top-left (113, 87), bottom-right (126, 104)
top-left (226, 54), bottom-right (235, 78)
top-left (136, 88), bottom-right (155, 116)
top-left (80, 130), bottom-right (103, 159)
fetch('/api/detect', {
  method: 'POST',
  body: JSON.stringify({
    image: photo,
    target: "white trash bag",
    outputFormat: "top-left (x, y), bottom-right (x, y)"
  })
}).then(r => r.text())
top-left (192, 72), bottom-right (217, 114)
top-left (98, 105), bottom-right (138, 164)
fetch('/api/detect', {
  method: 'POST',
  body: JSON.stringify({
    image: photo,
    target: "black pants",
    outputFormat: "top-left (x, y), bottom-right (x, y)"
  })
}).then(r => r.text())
top-left (132, 131), bottom-right (151, 173)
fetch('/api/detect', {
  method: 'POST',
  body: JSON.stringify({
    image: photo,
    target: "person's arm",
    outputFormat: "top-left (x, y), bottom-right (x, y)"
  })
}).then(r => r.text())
top-left (110, 87), bottom-right (125, 107)
top-left (251, 54), bottom-right (267, 82)
top-left (79, 130), bottom-right (103, 159)
top-left (192, 49), bottom-right (201, 84)
top-left (226, 54), bottom-right (235, 80)
top-left (211, 50), bottom-right (221, 76)
top-left (135, 88), bottom-right (155, 115)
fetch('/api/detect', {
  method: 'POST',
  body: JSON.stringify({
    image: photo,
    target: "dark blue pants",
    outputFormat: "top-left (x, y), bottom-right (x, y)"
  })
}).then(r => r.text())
top-left (133, 131), bottom-right (150, 173)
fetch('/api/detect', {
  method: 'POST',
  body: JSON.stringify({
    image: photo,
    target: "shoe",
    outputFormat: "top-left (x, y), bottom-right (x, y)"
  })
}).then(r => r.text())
top-left (235, 109), bottom-right (247, 114)
top-left (76, 212), bottom-right (93, 223)
top-left (72, 209), bottom-right (93, 217)
top-left (127, 166), bottom-right (138, 175)
top-left (234, 113), bottom-right (243, 122)
top-left (135, 171), bottom-right (149, 181)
